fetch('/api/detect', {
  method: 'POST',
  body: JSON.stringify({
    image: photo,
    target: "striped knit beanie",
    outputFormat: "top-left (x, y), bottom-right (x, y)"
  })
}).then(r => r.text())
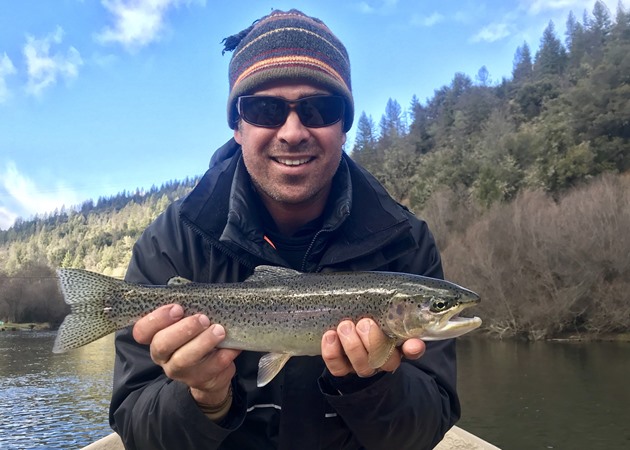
top-left (223, 9), bottom-right (354, 132)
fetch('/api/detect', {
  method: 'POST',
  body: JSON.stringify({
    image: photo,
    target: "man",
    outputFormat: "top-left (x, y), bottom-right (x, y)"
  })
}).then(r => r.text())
top-left (110, 9), bottom-right (459, 450)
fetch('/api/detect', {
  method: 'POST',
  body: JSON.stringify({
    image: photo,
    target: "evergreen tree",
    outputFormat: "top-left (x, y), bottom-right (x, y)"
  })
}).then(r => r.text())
top-left (351, 112), bottom-right (379, 170)
top-left (512, 41), bottom-right (533, 83)
top-left (592, 0), bottom-right (613, 40)
top-left (476, 66), bottom-right (491, 86)
top-left (611, 1), bottom-right (630, 41)
top-left (565, 11), bottom-right (579, 51)
top-left (586, 0), bottom-right (614, 64)
top-left (408, 96), bottom-right (434, 154)
top-left (566, 11), bottom-right (588, 73)
top-left (534, 21), bottom-right (567, 79)
top-left (379, 98), bottom-right (406, 143)
top-left (352, 112), bottom-right (377, 154)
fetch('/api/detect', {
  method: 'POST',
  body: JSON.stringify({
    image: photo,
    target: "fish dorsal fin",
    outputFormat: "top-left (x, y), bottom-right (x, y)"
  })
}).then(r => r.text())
top-left (167, 276), bottom-right (192, 286)
top-left (257, 352), bottom-right (292, 387)
top-left (367, 336), bottom-right (397, 369)
top-left (245, 265), bottom-right (302, 283)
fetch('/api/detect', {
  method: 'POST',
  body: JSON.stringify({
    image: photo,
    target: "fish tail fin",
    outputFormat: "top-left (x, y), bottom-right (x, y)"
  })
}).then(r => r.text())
top-left (53, 268), bottom-right (121, 353)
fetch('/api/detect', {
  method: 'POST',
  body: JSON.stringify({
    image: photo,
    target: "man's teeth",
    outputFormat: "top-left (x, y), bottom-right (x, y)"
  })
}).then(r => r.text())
top-left (276, 158), bottom-right (310, 166)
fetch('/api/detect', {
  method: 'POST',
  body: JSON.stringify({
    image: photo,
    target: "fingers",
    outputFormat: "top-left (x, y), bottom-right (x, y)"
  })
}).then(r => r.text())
top-left (356, 318), bottom-right (402, 373)
top-left (150, 314), bottom-right (215, 365)
top-left (177, 341), bottom-right (240, 402)
top-left (151, 318), bottom-right (240, 384)
top-left (338, 321), bottom-right (374, 377)
top-left (164, 325), bottom-right (239, 405)
top-left (132, 305), bottom-right (241, 403)
top-left (401, 338), bottom-right (426, 360)
top-left (322, 320), bottom-right (386, 377)
top-left (132, 304), bottom-right (184, 345)
top-left (322, 319), bottom-right (424, 377)
top-left (163, 323), bottom-right (241, 378)
top-left (322, 329), bottom-right (352, 377)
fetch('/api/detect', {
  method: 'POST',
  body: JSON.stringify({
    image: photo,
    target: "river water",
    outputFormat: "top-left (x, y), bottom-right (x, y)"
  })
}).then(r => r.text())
top-left (0, 331), bottom-right (628, 449)
top-left (0, 331), bottom-right (115, 449)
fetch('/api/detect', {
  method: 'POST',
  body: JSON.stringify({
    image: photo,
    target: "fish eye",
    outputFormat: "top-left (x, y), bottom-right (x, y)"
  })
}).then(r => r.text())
top-left (430, 297), bottom-right (454, 313)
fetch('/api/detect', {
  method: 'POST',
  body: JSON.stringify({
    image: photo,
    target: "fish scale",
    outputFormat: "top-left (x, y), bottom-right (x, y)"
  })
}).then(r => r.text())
top-left (53, 265), bottom-right (482, 386)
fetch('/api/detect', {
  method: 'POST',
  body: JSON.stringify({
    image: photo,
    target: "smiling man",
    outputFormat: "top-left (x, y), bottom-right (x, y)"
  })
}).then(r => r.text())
top-left (234, 83), bottom-right (347, 236)
top-left (110, 9), bottom-right (460, 450)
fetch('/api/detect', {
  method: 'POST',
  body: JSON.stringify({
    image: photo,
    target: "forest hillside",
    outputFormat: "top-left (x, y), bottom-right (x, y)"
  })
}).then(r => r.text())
top-left (1, 1), bottom-right (629, 339)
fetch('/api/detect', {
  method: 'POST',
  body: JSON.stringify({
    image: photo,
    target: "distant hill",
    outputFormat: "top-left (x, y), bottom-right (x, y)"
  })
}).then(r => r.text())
top-left (0, 178), bottom-right (198, 278)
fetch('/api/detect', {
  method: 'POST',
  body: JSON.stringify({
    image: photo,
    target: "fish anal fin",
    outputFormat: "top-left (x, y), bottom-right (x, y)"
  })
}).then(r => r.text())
top-left (257, 352), bottom-right (292, 387)
top-left (367, 336), bottom-right (397, 369)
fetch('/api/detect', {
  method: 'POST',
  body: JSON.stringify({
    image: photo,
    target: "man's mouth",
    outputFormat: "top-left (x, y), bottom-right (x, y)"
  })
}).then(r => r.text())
top-left (274, 157), bottom-right (312, 166)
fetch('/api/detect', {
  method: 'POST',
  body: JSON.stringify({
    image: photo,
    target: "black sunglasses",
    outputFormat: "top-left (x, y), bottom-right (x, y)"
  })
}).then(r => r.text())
top-left (237, 95), bottom-right (345, 128)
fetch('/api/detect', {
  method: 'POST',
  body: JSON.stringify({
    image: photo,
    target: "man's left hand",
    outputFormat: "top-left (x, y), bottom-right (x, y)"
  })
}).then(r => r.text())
top-left (321, 318), bottom-right (426, 377)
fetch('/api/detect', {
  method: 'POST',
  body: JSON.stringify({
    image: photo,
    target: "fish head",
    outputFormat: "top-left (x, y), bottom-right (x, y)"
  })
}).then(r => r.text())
top-left (384, 279), bottom-right (482, 341)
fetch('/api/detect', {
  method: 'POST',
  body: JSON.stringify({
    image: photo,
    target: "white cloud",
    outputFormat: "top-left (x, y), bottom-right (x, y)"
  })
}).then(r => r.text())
top-left (522, 0), bottom-right (623, 15)
top-left (524, 0), bottom-right (583, 15)
top-left (0, 161), bottom-right (81, 230)
top-left (0, 53), bottom-right (17, 104)
top-left (411, 12), bottom-right (445, 27)
top-left (23, 26), bottom-right (83, 96)
top-left (357, 2), bottom-right (375, 13)
top-left (95, 0), bottom-right (204, 51)
top-left (356, 0), bottom-right (399, 14)
top-left (0, 206), bottom-right (18, 231)
top-left (471, 22), bottom-right (512, 43)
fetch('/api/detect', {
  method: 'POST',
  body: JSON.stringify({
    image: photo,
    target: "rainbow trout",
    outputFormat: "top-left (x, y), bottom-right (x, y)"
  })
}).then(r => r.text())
top-left (53, 265), bottom-right (481, 386)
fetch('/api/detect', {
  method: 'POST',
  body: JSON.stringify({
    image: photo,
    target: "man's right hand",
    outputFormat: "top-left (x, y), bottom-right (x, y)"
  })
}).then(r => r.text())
top-left (132, 304), bottom-right (241, 406)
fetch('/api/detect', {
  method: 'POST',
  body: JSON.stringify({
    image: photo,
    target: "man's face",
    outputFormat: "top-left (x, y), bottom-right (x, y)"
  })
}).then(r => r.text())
top-left (233, 82), bottom-right (347, 210)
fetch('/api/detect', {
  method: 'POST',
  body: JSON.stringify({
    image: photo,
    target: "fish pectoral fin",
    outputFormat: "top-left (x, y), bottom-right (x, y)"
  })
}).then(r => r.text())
top-left (257, 352), bottom-right (292, 387)
top-left (367, 336), bottom-right (397, 369)
top-left (167, 276), bottom-right (192, 286)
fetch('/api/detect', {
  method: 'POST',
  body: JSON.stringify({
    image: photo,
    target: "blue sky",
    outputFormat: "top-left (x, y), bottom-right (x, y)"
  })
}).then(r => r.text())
top-left (0, 0), bottom-right (625, 230)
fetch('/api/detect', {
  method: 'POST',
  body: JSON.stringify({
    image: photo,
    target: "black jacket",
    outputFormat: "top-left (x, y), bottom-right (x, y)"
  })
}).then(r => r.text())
top-left (109, 139), bottom-right (460, 450)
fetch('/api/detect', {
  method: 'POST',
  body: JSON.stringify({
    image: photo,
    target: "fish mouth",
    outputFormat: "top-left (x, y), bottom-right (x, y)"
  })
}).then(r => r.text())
top-left (448, 315), bottom-right (482, 329)
top-left (423, 306), bottom-right (482, 340)
top-left (424, 315), bottom-right (481, 340)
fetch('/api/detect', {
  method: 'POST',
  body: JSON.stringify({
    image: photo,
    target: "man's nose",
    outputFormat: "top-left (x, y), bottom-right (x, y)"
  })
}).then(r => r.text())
top-left (276, 110), bottom-right (310, 145)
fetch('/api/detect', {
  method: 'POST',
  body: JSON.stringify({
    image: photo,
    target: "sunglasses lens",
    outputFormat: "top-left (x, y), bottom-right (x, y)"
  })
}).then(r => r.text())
top-left (298, 96), bottom-right (344, 127)
top-left (238, 96), bottom-right (344, 128)
top-left (239, 97), bottom-right (288, 127)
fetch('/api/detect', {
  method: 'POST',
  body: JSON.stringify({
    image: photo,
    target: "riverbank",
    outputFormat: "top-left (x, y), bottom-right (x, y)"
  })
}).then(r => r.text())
top-left (0, 322), bottom-right (53, 332)
top-left (547, 332), bottom-right (630, 342)
top-left (469, 329), bottom-right (630, 342)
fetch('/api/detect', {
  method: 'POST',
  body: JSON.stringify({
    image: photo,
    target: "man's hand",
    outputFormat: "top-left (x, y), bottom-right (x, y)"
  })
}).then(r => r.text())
top-left (321, 318), bottom-right (425, 377)
top-left (133, 304), bottom-right (241, 406)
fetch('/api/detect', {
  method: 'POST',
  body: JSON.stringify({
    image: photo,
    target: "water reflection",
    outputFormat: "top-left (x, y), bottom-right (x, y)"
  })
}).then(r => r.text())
top-left (457, 339), bottom-right (630, 450)
top-left (0, 331), bottom-right (114, 450)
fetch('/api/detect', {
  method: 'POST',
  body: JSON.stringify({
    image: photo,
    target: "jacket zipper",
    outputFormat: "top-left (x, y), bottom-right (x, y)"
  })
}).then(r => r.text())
top-left (301, 205), bottom-right (350, 273)
top-left (180, 214), bottom-right (258, 274)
